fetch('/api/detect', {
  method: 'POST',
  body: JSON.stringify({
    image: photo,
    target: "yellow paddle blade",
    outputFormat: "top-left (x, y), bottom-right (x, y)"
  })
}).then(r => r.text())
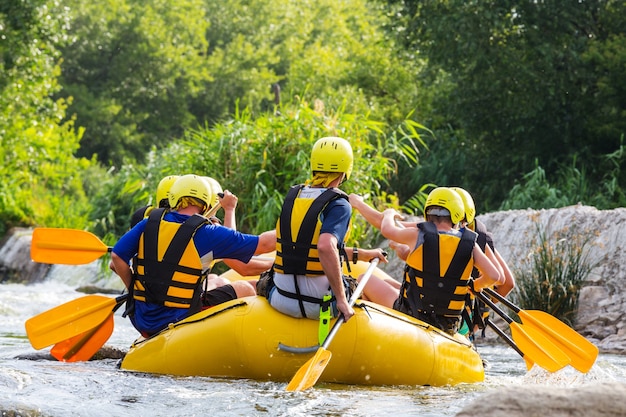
top-left (523, 356), bottom-right (535, 371)
top-left (285, 258), bottom-right (380, 392)
top-left (519, 310), bottom-right (598, 373)
top-left (482, 287), bottom-right (599, 373)
top-left (510, 322), bottom-right (571, 373)
top-left (25, 295), bottom-right (118, 350)
top-left (50, 313), bottom-right (114, 362)
top-left (285, 347), bottom-right (332, 392)
top-left (31, 228), bottom-right (110, 265)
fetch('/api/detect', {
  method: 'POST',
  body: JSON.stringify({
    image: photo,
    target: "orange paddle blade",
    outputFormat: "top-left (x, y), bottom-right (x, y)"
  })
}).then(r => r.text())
top-left (31, 228), bottom-right (110, 265)
top-left (523, 356), bottom-right (535, 371)
top-left (50, 314), bottom-right (114, 362)
top-left (518, 309), bottom-right (598, 373)
top-left (510, 322), bottom-right (571, 373)
top-left (25, 295), bottom-right (121, 350)
top-left (285, 347), bottom-right (332, 392)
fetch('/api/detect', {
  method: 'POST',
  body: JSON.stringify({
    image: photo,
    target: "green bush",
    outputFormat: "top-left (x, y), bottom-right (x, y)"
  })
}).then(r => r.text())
top-left (513, 219), bottom-right (595, 326)
top-left (500, 137), bottom-right (626, 211)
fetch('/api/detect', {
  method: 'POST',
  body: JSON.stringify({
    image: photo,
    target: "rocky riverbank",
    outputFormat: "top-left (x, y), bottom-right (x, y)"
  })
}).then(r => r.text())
top-left (478, 205), bottom-right (626, 354)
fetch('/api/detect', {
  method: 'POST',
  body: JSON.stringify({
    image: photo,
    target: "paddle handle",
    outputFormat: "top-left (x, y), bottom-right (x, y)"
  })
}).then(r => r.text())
top-left (484, 317), bottom-right (525, 358)
top-left (473, 290), bottom-right (514, 325)
top-left (321, 258), bottom-right (379, 349)
top-left (483, 287), bottom-right (521, 313)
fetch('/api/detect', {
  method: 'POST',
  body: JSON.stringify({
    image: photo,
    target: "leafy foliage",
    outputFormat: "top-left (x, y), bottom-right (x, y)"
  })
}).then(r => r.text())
top-left (59, 0), bottom-right (210, 166)
top-left (501, 137), bottom-right (626, 210)
top-left (0, 0), bottom-right (94, 235)
top-left (89, 99), bottom-right (426, 245)
top-left (386, 1), bottom-right (626, 211)
top-left (57, 0), bottom-right (419, 167)
top-left (513, 220), bottom-right (596, 326)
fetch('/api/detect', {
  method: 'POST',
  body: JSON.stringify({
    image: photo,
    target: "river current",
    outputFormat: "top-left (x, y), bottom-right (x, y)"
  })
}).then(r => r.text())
top-left (1, 265), bottom-right (625, 417)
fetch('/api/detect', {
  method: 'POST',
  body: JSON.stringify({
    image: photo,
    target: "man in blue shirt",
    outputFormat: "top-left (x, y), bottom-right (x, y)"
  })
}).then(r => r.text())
top-left (110, 174), bottom-right (276, 337)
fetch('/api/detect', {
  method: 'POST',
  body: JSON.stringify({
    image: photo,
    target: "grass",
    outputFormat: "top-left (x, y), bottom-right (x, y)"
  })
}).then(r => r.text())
top-left (512, 217), bottom-right (596, 327)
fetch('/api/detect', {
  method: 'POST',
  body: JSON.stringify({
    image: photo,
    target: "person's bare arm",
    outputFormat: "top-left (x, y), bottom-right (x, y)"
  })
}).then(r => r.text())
top-left (110, 252), bottom-right (133, 290)
top-left (255, 230), bottom-right (277, 255)
top-left (494, 248), bottom-right (515, 296)
top-left (223, 256), bottom-right (274, 276)
top-left (219, 190), bottom-right (238, 229)
top-left (471, 246), bottom-right (502, 290)
top-left (484, 244), bottom-right (505, 280)
top-left (380, 209), bottom-right (418, 246)
top-left (349, 194), bottom-right (383, 229)
top-left (318, 232), bottom-right (353, 321)
top-left (344, 246), bottom-right (388, 264)
top-left (389, 240), bottom-right (411, 261)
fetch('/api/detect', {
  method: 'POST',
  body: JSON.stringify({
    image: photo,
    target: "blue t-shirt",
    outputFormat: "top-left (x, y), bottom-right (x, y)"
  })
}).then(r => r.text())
top-left (319, 197), bottom-right (352, 243)
top-left (113, 211), bottom-right (260, 334)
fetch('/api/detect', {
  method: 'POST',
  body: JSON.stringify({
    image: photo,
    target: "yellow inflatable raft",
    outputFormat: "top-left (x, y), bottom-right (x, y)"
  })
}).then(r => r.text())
top-left (120, 263), bottom-right (484, 387)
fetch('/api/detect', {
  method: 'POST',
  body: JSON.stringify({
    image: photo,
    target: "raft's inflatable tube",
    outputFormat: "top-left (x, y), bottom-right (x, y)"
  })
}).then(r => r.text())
top-left (120, 296), bottom-right (484, 386)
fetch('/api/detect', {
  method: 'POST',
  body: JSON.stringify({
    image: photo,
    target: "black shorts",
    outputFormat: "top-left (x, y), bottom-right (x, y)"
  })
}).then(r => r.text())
top-left (201, 284), bottom-right (237, 307)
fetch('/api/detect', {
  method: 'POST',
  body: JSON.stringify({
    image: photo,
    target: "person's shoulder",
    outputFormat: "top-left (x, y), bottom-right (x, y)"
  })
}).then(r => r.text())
top-left (130, 205), bottom-right (152, 228)
top-left (475, 219), bottom-right (494, 239)
top-left (475, 218), bottom-right (489, 231)
top-left (327, 195), bottom-right (351, 211)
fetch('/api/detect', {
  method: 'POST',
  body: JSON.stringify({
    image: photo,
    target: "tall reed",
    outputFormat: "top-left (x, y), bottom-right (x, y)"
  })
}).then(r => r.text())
top-left (513, 218), bottom-right (595, 327)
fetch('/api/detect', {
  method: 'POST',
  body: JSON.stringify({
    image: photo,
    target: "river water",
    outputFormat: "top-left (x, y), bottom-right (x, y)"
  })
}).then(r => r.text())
top-left (2, 265), bottom-right (625, 417)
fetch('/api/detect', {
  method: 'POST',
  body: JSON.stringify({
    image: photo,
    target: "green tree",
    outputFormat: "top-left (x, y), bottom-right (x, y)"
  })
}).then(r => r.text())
top-left (386, 1), bottom-right (626, 210)
top-left (59, 0), bottom-right (210, 166)
top-left (58, 0), bottom-right (420, 167)
top-left (0, 0), bottom-right (93, 235)
top-left (199, 0), bottom-right (419, 124)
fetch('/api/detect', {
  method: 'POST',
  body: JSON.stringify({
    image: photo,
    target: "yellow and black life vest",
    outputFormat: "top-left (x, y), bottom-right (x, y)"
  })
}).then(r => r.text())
top-left (397, 222), bottom-right (477, 319)
top-left (463, 218), bottom-right (497, 336)
top-left (129, 205), bottom-right (156, 229)
top-left (472, 219), bottom-right (494, 278)
top-left (274, 185), bottom-right (348, 276)
top-left (133, 208), bottom-right (208, 311)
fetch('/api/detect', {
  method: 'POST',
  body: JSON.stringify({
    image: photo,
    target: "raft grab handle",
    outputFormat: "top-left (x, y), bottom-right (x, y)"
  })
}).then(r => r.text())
top-left (278, 343), bottom-right (319, 354)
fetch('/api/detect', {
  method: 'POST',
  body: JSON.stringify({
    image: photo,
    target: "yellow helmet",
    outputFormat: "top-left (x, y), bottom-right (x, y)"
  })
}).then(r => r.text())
top-left (168, 174), bottom-right (213, 212)
top-left (155, 175), bottom-right (179, 208)
top-left (424, 187), bottom-right (465, 225)
top-left (310, 137), bottom-right (354, 180)
top-left (202, 177), bottom-right (223, 208)
top-left (450, 187), bottom-right (476, 224)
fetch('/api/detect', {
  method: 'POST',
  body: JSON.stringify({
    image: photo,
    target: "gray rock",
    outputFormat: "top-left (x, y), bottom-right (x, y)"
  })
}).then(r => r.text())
top-left (456, 382), bottom-right (626, 417)
top-left (0, 228), bottom-right (50, 283)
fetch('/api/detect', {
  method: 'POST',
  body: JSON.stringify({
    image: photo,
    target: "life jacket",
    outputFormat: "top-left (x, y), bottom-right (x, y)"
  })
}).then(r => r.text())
top-left (463, 218), bottom-right (497, 337)
top-left (272, 185), bottom-right (349, 318)
top-left (396, 222), bottom-right (477, 319)
top-left (274, 185), bottom-right (348, 276)
top-left (472, 219), bottom-right (494, 278)
top-left (132, 208), bottom-right (208, 312)
top-left (130, 205), bottom-right (155, 229)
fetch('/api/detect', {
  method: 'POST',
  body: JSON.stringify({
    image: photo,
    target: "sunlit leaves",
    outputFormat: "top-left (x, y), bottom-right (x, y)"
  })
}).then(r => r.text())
top-left (0, 0), bottom-right (93, 234)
